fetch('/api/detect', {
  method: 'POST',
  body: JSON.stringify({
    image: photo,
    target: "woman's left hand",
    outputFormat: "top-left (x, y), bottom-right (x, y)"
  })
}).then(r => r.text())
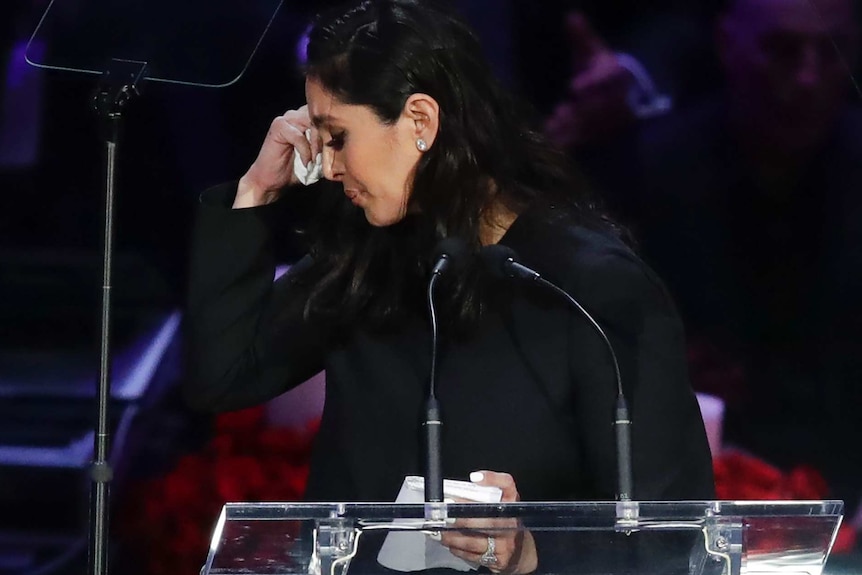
top-left (440, 470), bottom-right (538, 574)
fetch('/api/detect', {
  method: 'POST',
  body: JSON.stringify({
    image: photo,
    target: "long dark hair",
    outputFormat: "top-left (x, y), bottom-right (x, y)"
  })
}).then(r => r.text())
top-left (290, 0), bottom-right (616, 330)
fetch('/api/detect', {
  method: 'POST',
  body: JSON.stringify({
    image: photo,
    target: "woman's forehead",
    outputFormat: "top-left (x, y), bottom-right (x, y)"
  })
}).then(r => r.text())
top-left (306, 76), bottom-right (394, 129)
top-left (306, 77), bottom-right (340, 127)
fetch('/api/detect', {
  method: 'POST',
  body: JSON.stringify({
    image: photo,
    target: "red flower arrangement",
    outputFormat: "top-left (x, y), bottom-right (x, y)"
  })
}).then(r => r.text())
top-left (714, 449), bottom-right (857, 554)
top-left (688, 338), bottom-right (857, 554)
top-left (116, 406), bottom-right (318, 575)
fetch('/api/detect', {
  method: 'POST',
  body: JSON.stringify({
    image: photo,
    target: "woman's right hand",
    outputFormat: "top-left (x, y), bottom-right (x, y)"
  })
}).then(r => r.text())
top-left (442, 471), bottom-right (538, 574)
top-left (233, 105), bottom-right (320, 209)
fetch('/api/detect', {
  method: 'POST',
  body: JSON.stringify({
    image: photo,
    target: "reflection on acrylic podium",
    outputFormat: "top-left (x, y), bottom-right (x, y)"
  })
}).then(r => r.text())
top-left (202, 500), bottom-right (843, 575)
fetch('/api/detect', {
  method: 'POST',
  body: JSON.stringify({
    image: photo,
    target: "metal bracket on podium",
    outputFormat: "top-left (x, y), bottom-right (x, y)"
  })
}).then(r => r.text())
top-left (615, 499), bottom-right (641, 532)
top-left (691, 514), bottom-right (743, 575)
top-left (310, 515), bottom-right (359, 575)
top-left (705, 519), bottom-right (743, 575)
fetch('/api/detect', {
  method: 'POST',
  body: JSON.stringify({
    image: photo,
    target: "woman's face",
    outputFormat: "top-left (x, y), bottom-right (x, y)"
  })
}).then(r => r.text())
top-left (306, 77), bottom-right (426, 227)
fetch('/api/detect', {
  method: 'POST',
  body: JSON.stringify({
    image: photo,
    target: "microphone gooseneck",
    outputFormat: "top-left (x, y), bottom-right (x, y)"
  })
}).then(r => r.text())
top-left (480, 244), bottom-right (634, 503)
top-left (425, 270), bottom-right (444, 504)
top-left (424, 238), bottom-right (468, 505)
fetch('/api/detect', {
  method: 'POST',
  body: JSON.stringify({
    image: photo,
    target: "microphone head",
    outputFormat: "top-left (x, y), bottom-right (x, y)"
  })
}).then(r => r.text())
top-left (430, 237), bottom-right (469, 276)
top-left (479, 244), bottom-right (518, 279)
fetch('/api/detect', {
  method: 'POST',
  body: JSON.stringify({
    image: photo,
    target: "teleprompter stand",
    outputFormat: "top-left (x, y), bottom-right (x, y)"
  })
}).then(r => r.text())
top-left (24, 1), bottom-right (285, 572)
top-left (87, 58), bottom-right (147, 575)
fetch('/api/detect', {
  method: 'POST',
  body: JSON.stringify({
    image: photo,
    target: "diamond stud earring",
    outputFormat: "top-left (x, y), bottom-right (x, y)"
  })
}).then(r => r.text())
top-left (416, 138), bottom-right (428, 152)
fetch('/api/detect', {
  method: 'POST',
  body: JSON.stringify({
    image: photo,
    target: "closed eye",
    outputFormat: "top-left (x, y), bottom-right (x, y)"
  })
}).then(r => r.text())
top-left (325, 132), bottom-right (345, 150)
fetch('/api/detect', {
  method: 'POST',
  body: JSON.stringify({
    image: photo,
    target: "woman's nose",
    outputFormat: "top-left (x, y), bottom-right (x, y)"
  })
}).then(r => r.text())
top-left (322, 146), bottom-right (344, 181)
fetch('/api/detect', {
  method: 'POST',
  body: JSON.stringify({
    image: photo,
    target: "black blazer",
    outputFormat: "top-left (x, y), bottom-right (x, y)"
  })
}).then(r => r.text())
top-left (185, 183), bottom-right (715, 503)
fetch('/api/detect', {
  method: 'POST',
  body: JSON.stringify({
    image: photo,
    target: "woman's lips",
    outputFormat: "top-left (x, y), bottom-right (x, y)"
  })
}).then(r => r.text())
top-left (344, 188), bottom-right (362, 205)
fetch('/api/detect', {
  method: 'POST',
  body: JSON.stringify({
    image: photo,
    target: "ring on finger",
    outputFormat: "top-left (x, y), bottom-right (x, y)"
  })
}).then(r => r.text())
top-left (479, 536), bottom-right (497, 567)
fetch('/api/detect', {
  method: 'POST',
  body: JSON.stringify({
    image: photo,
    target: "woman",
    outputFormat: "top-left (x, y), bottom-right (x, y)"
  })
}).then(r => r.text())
top-left (185, 0), bottom-right (715, 572)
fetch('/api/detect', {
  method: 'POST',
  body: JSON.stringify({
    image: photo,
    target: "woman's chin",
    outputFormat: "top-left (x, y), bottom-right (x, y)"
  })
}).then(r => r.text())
top-left (363, 210), bottom-right (406, 227)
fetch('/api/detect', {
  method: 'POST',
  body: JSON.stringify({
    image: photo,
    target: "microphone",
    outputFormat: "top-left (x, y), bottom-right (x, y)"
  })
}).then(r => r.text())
top-left (480, 244), bottom-right (635, 507)
top-left (424, 238), bottom-right (468, 509)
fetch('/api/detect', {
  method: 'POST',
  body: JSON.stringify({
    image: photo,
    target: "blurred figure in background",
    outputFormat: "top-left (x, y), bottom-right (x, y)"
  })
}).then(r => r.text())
top-left (629, 0), bottom-right (862, 514)
top-left (540, 5), bottom-right (717, 150)
top-left (528, 0), bottom-right (721, 226)
top-left (517, 0), bottom-right (721, 124)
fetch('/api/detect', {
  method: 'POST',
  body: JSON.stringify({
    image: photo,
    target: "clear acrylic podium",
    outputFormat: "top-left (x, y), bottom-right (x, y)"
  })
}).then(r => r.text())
top-left (201, 500), bottom-right (843, 575)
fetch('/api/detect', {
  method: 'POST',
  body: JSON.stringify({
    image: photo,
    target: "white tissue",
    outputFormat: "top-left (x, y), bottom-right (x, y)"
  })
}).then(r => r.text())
top-left (293, 129), bottom-right (323, 185)
top-left (376, 476), bottom-right (503, 572)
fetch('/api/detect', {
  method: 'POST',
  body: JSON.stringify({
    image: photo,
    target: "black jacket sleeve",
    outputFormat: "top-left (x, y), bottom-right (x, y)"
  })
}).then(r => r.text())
top-left (183, 182), bottom-right (329, 413)
top-left (566, 249), bottom-right (715, 501)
